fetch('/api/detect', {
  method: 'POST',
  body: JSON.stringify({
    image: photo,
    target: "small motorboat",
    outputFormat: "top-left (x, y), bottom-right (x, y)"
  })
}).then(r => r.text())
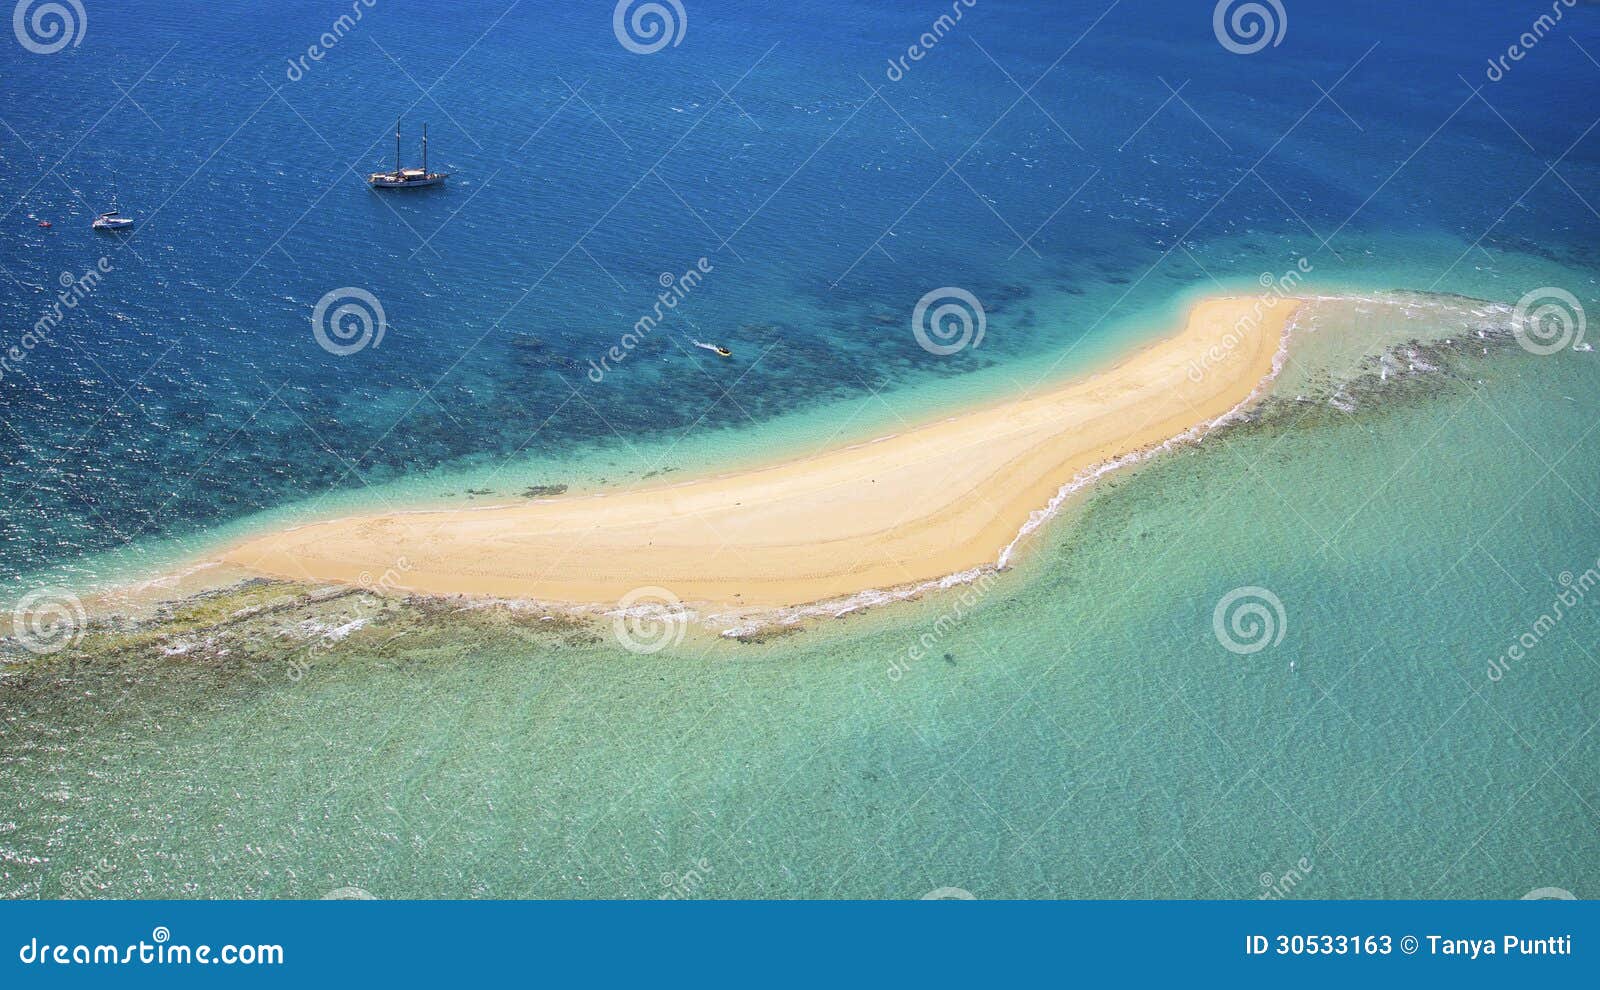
top-left (692, 339), bottom-right (732, 358)
top-left (36, 220), bottom-right (51, 229)
top-left (92, 211), bottom-right (133, 231)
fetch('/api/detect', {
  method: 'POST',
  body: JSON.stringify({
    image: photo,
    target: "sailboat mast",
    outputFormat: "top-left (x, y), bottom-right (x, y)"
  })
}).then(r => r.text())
top-left (422, 123), bottom-right (428, 176)
top-left (394, 118), bottom-right (401, 174)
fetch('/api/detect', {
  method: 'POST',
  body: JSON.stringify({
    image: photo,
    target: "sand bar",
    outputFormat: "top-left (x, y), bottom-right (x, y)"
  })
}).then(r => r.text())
top-left (216, 296), bottom-right (1298, 609)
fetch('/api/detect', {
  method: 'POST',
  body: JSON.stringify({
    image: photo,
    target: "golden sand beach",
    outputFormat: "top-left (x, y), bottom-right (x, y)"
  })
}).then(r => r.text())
top-left (215, 296), bottom-right (1298, 610)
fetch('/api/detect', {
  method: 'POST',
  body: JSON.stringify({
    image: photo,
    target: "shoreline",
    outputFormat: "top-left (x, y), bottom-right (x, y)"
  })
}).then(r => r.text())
top-left (195, 295), bottom-right (1298, 613)
top-left (50, 290), bottom-right (1199, 609)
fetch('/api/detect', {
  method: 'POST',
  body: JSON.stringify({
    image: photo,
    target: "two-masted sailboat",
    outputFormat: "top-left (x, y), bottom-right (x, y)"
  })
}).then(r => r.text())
top-left (368, 120), bottom-right (448, 189)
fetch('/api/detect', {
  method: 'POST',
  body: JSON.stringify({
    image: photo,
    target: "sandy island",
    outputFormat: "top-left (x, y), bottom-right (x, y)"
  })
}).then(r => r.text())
top-left (215, 296), bottom-right (1298, 610)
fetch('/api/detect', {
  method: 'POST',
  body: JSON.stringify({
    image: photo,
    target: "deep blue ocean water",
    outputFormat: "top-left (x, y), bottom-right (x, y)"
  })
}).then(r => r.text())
top-left (2, 1), bottom-right (1600, 901)
top-left (2, 0), bottom-right (1597, 588)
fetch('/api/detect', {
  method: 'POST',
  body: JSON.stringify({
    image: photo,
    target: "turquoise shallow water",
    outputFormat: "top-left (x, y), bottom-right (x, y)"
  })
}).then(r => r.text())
top-left (2, 1), bottom-right (1599, 899)
top-left (3, 326), bottom-right (1598, 899)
